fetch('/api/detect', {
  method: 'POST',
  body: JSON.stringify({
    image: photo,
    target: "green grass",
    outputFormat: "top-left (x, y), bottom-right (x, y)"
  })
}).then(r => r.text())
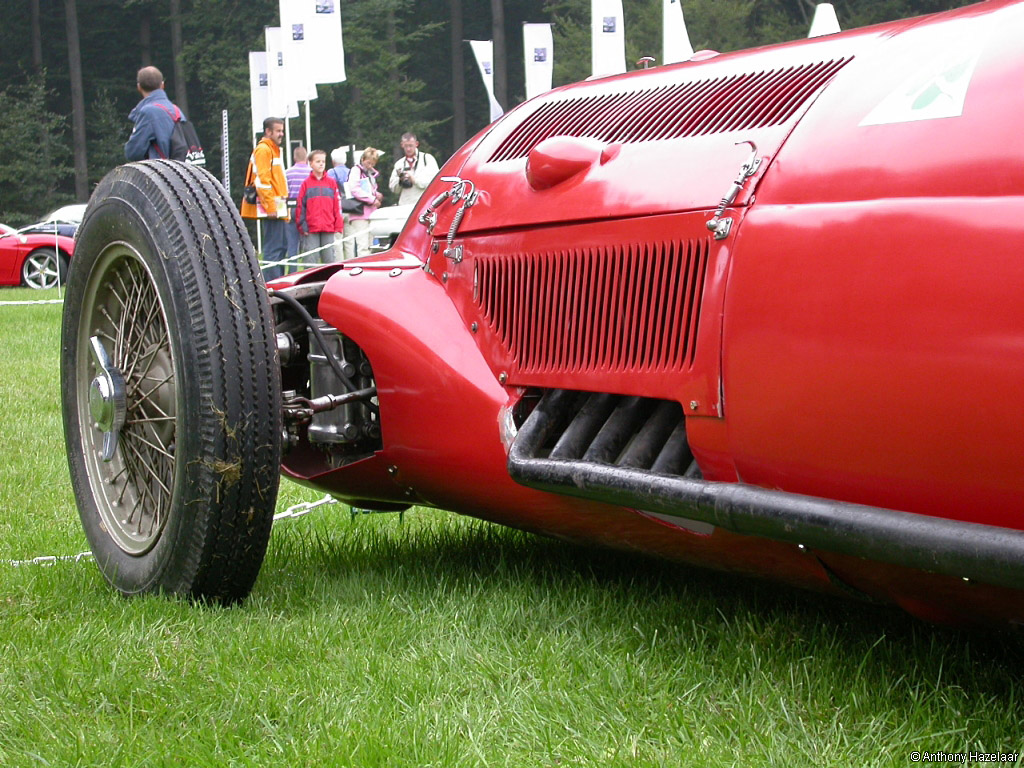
top-left (1, 286), bottom-right (1022, 767)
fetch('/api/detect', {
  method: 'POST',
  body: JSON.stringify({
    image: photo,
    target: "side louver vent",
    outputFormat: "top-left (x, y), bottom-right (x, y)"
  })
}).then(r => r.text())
top-left (519, 390), bottom-right (695, 476)
top-left (474, 239), bottom-right (709, 374)
top-left (489, 58), bottom-right (851, 162)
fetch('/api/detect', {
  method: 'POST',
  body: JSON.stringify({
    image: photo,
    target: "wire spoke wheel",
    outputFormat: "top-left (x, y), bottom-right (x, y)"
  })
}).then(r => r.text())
top-left (62, 161), bottom-right (282, 603)
top-left (79, 246), bottom-right (177, 554)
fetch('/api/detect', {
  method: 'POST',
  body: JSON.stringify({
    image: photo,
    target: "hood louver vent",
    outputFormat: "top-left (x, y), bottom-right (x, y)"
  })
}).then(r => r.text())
top-left (488, 58), bottom-right (851, 163)
top-left (474, 239), bottom-right (710, 375)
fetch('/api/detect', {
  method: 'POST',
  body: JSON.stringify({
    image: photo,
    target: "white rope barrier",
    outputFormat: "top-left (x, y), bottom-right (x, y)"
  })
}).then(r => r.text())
top-left (0, 299), bottom-right (64, 306)
top-left (6, 494), bottom-right (340, 568)
top-left (261, 239), bottom-right (340, 269)
top-left (0, 240), bottom-right (343, 306)
top-left (260, 231), bottom-right (361, 269)
top-left (2, 229), bottom-right (369, 306)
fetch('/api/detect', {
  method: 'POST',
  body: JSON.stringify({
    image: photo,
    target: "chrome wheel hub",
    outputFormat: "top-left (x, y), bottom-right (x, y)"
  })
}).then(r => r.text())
top-left (88, 336), bottom-right (127, 461)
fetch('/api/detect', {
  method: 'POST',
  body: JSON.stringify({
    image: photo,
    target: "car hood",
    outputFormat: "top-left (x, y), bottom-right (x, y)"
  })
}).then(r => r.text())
top-left (433, 24), bottom-right (902, 236)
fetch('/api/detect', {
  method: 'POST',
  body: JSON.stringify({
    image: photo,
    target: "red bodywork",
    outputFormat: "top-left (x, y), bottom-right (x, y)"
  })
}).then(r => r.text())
top-left (280, 0), bottom-right (1024, 625)
top-left (0, 225), bottom-right (75, 287)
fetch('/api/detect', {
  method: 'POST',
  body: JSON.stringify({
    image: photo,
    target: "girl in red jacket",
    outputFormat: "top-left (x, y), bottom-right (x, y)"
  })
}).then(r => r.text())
top-left (295, 149), bottom-right (344, 264)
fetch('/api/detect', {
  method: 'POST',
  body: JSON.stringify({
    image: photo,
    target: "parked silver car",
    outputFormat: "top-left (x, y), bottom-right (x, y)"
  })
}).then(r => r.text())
top-left (368, 204), bottom-right (413, 252)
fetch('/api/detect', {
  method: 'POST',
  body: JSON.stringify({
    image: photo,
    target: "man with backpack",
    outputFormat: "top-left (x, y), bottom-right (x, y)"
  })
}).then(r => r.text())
top-left (124, 66), bottom-right (202, 164)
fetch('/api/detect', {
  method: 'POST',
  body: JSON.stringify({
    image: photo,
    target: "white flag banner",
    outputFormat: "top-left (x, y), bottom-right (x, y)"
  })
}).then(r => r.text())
top-left (249, 52), bottom-right (271, 138)
top-left (307, 0), bottom-right (346, 83)
top-left (591, 0), bottom-right (625, 78)
top-left (663, 0), bottom-right (694, 64)
top-left (808, 3), bottom-right (841, 37)
top-left (265, 26), bottom-right (301, 119)
top-left (469, 40), bottom-right (504, 123)
top-left (278, 2), bottom-right (319, 102)
top-left (523, 23), bottom-right (553, 100)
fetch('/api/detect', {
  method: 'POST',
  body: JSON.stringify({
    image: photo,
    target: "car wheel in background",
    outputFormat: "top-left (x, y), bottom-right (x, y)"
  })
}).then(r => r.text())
top-left (61, 161), bottom-right (282, 604)
top-left (21, 247), bottom-right (69, 289)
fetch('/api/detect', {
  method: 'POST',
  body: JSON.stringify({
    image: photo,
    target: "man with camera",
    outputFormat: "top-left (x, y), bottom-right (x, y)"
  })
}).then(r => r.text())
top-left (388, 132), bottom-right (439, 206)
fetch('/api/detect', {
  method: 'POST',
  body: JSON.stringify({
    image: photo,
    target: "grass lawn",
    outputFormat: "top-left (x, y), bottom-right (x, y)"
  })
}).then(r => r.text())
top-left (1, 286), bottom-right (1022, 767)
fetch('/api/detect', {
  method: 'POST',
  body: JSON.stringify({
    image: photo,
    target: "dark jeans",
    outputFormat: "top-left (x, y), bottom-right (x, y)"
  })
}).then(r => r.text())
top-left (261, 218), bottom-right (286, 281)
top-left (285, 215), bottom-right (300, 265)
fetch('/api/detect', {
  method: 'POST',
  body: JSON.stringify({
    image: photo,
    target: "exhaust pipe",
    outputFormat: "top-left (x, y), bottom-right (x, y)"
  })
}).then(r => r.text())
top-left (508, 388), bottom-right (1024, 591)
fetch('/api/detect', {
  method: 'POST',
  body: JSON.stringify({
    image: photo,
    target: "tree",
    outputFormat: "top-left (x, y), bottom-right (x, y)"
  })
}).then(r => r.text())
top-left (31, 0), bottom-right (43, 73)
top-left (545, 0), bottom-right (590, 86)
top-left (491, 0), bottom-right (508, 107)
top-left (178, 0), bottom-right (276, 203)
top-left (87, 88), bottom-right (128, 188)
top-left (0, 77), bottom-right (74, 225)
top-left (339, 0), bottom-right (445, 160)
top-left (65, 0), bottom-right (88, 201)
top-left (451, 0), bottom-right (466, 148)
top-left (0, 0), bottom-right (986, 220)
top-left (169, 0), bottom-right (189, 115)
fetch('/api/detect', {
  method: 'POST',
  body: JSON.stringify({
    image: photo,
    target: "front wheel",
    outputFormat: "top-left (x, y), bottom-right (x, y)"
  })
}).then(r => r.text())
top-left (61, 161), bottom-right (282, 603)
top-left (22, 247), bottom-right (69, 289)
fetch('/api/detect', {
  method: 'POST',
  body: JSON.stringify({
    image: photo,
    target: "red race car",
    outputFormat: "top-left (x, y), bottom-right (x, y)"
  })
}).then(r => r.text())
top-left (0, 223), bottom-right (74, 289)
top-left (61, 0), bottom-right (1024, 624)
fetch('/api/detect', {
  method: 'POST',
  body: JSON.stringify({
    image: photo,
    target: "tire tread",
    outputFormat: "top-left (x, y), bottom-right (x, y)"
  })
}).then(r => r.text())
top-left (63, 160), bottom-right (282, 604)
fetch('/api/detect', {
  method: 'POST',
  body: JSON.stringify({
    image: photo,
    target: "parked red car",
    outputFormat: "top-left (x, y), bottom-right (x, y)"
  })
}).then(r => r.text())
top-left (0, 223), bottom-right (74, 289)
top-left (61, 0), bottom-right (1024, 624)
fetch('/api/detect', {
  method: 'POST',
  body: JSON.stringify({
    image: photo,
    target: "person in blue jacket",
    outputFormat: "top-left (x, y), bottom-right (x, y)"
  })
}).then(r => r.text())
top-left (124, 66), bottom-right (188, 161)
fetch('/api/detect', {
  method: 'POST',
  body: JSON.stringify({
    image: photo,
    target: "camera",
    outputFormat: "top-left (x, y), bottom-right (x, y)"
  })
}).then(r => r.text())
top-left (398, 170), bottom-right (413, 188)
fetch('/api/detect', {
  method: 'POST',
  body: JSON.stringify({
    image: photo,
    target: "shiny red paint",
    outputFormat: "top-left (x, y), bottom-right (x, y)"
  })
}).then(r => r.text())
top-left (723, 197), bottom-right (1024, 528)
top-left (286, 0), bottom-right (1024, 624)
top-left (0, 225), bottom-right (75, 287)
top-left (296, 261), bottom-right (838, 600)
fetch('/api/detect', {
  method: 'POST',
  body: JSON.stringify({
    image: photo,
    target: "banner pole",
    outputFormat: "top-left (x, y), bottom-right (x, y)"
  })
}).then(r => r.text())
top-left (253, 134), bottom-right (263, 257)
top-left (55, 222), bottom-right (62, 298)
top-left (284, 117), bottom-right (292, 168)
top-left (305, 100), bottom-right (312, 154)
top-left (221, 109), bottom-right (230, 190)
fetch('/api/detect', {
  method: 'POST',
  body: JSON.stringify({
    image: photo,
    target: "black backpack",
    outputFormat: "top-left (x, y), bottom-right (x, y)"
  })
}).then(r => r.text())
top-left (154, 103), bottom-right (206, 166)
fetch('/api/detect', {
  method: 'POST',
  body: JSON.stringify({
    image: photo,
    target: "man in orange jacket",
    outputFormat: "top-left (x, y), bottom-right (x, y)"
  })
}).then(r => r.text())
top-left (242, 117), bottom-right (289, 280)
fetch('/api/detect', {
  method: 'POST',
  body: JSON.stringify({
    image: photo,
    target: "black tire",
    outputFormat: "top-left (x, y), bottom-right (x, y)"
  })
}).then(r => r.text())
top-left (21, 247), bottom-right (69, 289)
top-left (61, 160), bottom-right (282, 604)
